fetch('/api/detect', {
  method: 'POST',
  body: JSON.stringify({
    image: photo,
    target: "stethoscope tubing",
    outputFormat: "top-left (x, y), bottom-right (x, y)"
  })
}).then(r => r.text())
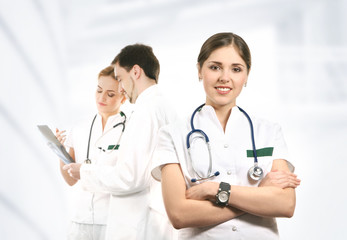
top-left (85, 112), bottom-right (126, 163)
top-left (237, 106), bottom-right (258, 163)
top-left (187, 103), bottom-right (209, 148)
top-left (187, 104), bottom-right (262, 182)
top-left (86, 115), bottom-right (97, 161)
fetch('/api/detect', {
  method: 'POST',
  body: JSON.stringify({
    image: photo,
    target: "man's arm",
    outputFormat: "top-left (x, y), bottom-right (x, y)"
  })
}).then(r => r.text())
top-left (77, 106), bottom-right (167, 195)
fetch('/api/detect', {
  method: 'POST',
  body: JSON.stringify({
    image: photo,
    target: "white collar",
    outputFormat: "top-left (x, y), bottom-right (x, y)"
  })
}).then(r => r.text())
top-left (195, 105), bottom-right (244, 134)
top-left (96, 112), bottom-right (125, 131)
top-left (134, 84), bottom-right (158, 106)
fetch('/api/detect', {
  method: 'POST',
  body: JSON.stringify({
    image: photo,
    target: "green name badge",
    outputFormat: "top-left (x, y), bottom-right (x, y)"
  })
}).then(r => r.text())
top-left (108, 145), bottom-right (120, 150)
top-left (247, 147), bottom-right (274, 157)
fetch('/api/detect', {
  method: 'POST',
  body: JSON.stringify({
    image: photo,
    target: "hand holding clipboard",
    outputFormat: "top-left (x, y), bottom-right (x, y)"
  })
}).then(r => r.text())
top-left (37, 125), bottom-right (73, 164)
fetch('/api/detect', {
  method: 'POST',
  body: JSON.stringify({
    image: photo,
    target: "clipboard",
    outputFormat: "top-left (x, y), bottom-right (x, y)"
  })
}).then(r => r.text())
top-left (37, 125), bottom-right (74, 164)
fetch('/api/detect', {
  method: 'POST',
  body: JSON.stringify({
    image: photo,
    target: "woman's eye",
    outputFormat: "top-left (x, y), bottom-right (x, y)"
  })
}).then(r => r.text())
top-left (108, 93), bottom-right (115, 97)
top-left (232, 67), bottom-right (241, 72)
top-left (97, 90), bottom-right (102, 93)
top-left (210, 65), bottom-right (220, 70)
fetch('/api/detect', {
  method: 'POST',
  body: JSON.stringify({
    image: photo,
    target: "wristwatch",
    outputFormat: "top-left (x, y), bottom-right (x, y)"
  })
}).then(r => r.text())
top-left (215, 182), bottom-right (231, 207)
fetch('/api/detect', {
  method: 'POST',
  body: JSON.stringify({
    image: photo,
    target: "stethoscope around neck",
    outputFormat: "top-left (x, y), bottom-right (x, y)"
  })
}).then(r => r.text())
top-left (186, 104), bottom-right (263, 183)
top-left (85, 111), bottom-right (126, 164)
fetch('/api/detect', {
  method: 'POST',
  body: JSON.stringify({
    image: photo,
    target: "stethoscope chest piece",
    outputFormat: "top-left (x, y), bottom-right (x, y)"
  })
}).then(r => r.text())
top-left (248, 165), bottom-right (264, 181)
top-left (84, 159), bottom-right (92, 164)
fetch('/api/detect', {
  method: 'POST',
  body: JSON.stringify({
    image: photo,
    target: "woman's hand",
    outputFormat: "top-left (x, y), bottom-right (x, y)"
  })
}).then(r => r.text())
top-left (62, 163), bottom-right (81, 180)
top-left (55, 128), bottom-right (66, 145)
top-left (259, 170), bottom-right (301, 189)
top-left (185, 182), bottom-right (219, 201)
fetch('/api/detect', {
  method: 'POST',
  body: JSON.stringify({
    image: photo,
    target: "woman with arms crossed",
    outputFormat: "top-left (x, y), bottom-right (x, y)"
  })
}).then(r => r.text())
top-left (152, 32), bottom-right (300, 239)
top-left (56, 66), bottom-right (126, 240)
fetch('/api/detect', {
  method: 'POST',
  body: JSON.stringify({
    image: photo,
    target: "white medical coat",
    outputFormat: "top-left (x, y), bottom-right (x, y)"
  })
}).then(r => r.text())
top-left (80, 85), bottom-right (178, 240)
top-left (152, 105), bottom-right (294, 240)
top-left (65, 112), bottom-right (125, 225)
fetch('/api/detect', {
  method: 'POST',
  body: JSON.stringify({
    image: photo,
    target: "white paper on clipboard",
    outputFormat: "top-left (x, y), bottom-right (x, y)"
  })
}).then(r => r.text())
top-left (37, 125), bottom-right (73, 164)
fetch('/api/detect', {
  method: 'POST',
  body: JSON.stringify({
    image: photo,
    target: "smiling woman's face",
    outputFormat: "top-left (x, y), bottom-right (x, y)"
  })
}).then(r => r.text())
top-left (198, 45), bottom-right (249, 109)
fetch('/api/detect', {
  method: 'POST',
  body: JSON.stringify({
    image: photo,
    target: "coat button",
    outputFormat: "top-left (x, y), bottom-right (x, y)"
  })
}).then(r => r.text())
top-left (232, 226), bottom-right (237, 231)
top-left (224, 144), bottom-right (229, 148)
top-left (227, 170), bottom-right (232, 175)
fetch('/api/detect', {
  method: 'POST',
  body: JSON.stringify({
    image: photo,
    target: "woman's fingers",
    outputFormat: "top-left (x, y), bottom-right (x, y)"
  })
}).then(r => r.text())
top-left (260, 170), bottom-right (301, 189)
top-left (55, 128), bottom-right (66, 144)
top-left (275, 177), bottom-right (301, 188)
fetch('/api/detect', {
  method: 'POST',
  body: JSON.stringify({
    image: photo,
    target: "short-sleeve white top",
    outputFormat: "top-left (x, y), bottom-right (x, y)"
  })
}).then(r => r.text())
top-left (152, 105), bottom-right (294, 240)
top-left (65, 112), bottom-right (126, 224)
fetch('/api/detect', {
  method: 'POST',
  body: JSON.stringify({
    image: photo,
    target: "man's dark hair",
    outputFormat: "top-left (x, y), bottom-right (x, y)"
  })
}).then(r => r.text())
top-left (111, 44), bottom-right (160, 83)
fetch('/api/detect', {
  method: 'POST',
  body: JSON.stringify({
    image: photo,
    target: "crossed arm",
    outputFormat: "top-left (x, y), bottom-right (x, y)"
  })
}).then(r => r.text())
top-left (161, 159), bottom-right (300, 229)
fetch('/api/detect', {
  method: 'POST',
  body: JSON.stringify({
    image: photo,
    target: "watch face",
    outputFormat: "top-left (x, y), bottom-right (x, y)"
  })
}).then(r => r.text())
top-left (218, 191), bottom-right (229, 203)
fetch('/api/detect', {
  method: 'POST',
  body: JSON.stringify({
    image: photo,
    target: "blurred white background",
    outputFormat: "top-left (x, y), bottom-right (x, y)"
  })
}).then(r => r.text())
top-left (1, 0), bottom-right (346, 239)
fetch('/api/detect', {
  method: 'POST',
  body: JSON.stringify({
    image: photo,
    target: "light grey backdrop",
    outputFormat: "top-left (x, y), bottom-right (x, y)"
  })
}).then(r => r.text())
top-left (1, 0), bottom-right (346, 239)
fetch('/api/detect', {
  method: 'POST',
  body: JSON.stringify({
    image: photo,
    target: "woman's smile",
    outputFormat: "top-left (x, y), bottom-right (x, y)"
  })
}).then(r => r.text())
top-left (215, 86), bottom-right (232, 94)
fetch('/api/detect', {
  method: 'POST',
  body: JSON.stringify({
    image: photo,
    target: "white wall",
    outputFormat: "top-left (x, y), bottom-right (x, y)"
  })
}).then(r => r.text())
top-left (1, 0), bottom-right (346, 239)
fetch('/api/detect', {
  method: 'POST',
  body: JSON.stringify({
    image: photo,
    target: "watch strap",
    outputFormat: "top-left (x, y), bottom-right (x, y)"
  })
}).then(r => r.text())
top-left (219, 182), bottom-right (230, 192)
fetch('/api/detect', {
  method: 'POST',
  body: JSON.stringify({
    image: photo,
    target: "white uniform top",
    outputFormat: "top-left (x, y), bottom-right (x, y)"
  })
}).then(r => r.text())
top-left (80, 85), bottom-right (178, 240)
top-left (152, 105), bottom-right (294, 240)
top-left (65, 112), bottom-right (126, 225)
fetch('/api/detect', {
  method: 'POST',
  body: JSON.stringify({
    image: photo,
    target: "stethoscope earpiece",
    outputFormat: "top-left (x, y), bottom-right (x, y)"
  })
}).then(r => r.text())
top-left (190, 171), bottom-right (220, 183)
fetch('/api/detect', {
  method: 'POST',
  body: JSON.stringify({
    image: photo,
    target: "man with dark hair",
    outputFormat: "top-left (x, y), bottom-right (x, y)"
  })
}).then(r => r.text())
top-left (68, 43), bottom-right (178, 239)
top-left (111, 43), bottom-right (160, 84)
